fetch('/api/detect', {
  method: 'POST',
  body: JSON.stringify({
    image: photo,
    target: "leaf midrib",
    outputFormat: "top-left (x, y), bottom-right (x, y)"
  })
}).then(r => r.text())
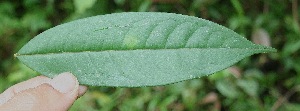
top-left (15, 47), bottom-right (276, 57)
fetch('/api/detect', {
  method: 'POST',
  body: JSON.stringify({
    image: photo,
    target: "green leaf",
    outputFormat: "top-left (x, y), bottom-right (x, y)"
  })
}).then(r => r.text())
top-left (237, 79), bottom-right (259, 97)
top-left (15, 12), bottom-right (276, 87)
top-left (216, 79), bottom-right (240, 98)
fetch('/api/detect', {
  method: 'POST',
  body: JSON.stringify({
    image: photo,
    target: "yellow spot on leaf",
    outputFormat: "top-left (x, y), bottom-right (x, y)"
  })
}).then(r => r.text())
top-left (123, 35), bottom-right (139, 49)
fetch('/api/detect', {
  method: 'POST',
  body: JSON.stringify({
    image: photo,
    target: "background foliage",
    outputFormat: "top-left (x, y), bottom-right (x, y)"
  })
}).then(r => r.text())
top-left (0, 0), bottom-right (299, 110)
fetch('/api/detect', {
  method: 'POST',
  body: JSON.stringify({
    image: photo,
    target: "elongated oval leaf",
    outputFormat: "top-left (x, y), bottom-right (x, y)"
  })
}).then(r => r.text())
top-left (15, 12), bottom-right (276, 87)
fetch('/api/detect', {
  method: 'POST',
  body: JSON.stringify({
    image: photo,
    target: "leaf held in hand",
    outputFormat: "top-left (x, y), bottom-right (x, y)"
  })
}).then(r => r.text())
top-left (15, 12), bottom-right (276, 87)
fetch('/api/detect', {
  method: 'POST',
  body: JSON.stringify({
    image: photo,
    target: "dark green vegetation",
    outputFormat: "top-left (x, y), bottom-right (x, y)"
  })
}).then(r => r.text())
top-left (0, 0), bottom-right (299, 110)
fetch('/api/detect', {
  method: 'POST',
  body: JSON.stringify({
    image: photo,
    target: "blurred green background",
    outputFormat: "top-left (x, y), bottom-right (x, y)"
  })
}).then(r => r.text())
top-left (0, 0), bottom-right (299, 110)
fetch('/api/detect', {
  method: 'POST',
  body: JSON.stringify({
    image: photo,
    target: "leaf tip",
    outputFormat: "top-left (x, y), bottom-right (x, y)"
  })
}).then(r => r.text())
top-left (252, 43), bottom-right (277, 53)
top-left (260, 46), bottom-right (277, 53)
top-left (270, 47), bottom-right (277, 53)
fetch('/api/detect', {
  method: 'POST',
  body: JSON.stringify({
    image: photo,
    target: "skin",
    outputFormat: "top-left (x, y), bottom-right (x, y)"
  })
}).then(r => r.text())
top-left (0, 72), bottom-right (87, 111)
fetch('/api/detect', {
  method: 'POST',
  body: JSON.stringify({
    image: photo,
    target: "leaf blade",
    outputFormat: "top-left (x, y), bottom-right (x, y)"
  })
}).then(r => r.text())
top-left (16, 12), bottom-right (276, 87)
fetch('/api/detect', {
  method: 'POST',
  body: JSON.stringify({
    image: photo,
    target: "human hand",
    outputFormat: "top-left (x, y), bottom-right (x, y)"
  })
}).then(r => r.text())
top-left (0, 72), bottom-right (87, 111)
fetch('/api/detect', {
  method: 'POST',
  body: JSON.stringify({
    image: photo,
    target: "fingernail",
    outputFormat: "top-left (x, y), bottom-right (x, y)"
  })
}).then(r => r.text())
top-left (50, 72), bottom-right (79, 94)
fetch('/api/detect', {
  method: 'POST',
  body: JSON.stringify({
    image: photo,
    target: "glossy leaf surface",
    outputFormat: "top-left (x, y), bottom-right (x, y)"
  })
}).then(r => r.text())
top-left (16, 12), bottom-right (276, 87)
